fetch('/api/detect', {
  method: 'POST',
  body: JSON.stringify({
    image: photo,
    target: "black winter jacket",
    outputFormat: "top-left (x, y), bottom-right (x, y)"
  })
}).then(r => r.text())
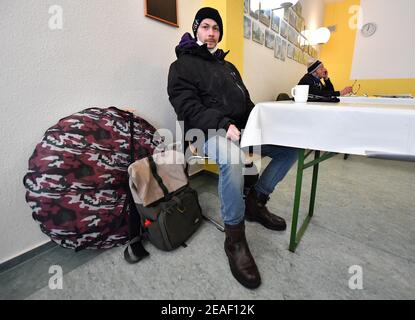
top-left (167, 33), bottom-right (255, 136)
top-left (298, 73), bottom-right (340, 97)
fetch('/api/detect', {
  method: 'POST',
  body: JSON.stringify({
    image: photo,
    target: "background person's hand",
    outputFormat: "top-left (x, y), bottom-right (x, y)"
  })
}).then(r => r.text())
top-left (340, 86), bottom-right (353, 96)
top-left (226, 124), bottom-right (241, 141)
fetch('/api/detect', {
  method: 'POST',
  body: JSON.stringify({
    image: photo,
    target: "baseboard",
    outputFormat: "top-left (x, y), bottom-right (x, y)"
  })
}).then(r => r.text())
top-left (0, 241), bottom-right (56, 274)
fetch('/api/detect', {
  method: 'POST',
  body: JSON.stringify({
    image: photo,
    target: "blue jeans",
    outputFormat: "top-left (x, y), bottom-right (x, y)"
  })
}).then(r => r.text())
top-left (203, 135), bottom-right (298, 226)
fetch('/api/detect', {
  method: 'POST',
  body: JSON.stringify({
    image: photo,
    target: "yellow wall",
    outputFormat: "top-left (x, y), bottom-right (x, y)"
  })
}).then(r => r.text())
top-left (201, 0), bottom-right (244, 174)
top-left (320, 0), bottom-right (415, 96)
top-left (201, 0), bottom-right (244, 74)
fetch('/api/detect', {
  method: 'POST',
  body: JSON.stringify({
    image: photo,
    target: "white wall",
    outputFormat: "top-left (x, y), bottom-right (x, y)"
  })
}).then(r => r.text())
top-left (244, 0), bottom-right (325, 102)
top-left (351, 0), bottom-right (415, 79)
top-left (0, 0), bottom-right (201, 264)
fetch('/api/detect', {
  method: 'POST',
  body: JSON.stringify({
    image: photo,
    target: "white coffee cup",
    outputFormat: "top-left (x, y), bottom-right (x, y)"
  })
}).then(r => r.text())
top-left (291, 85), bottom-right (309, 103)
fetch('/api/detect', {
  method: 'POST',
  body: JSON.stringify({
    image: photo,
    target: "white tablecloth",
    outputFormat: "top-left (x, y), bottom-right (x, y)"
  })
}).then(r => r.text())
top-left (241, 101), bottom-right (415, 157)
top-left (340, 96), bottom-right (415, 105)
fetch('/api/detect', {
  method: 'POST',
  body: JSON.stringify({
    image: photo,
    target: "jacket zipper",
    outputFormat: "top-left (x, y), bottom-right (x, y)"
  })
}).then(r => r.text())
top-left (222, 62), bottom-right (247, 102)
top-left (231, 71), bottom-right (247, 101)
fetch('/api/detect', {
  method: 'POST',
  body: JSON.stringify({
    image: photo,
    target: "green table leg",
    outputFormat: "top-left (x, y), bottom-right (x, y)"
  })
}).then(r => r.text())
top-left (289, 150), bottom-right (323, 252)
top-left (289, 149), bottom-right (305, 252)
top-left (308, 151), bottom-right (320, 218)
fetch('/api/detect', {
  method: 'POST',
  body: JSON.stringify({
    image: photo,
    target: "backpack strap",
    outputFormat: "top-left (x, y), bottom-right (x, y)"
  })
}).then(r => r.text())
top-left (124, 112), bottom-right (150, 263)
top-left (124, 235), bottom-right (149, 263)
top-left (148, 154), bottom-right (171, 201)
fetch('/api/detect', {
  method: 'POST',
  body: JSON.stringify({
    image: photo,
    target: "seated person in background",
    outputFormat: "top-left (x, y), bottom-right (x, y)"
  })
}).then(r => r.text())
top-left (298, 60), bottom-right (352, 97)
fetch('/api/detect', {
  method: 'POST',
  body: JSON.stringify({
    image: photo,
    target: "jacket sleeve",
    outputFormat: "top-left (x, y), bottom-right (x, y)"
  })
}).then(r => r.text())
top-left (167, 61), bottom-right (233, 133)
top-left (322, 78), bottom-right (340, 97)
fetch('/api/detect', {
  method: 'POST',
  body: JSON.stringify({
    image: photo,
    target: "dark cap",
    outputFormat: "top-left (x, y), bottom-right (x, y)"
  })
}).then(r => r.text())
top-left (192, 7), bottom-right (223, 42)
top-left (308, 60), bottom-right (323, 74)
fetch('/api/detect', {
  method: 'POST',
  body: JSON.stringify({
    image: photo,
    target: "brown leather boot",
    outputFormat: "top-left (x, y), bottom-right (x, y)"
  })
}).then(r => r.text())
top-left (245, 188), bottom-right (287, 231)
top-left (224, 221), bottom-right (261, 289)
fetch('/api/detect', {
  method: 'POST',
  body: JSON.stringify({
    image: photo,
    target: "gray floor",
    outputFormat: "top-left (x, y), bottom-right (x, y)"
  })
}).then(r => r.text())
top-left (1, 155), bottom-right (414, 300)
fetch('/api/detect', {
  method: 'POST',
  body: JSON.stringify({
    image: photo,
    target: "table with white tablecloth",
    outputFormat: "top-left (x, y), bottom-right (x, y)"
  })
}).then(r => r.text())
top-left (241, 101), bottom-right (415, 252)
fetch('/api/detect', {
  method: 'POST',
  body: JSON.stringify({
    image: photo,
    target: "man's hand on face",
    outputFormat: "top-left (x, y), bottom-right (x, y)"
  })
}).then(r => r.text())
top-left (323, 70), bottom-right (329, 80)
top-left (226, 124), bottom-right (241, 141)
top-left (340, 86), bottom-right (353, 96)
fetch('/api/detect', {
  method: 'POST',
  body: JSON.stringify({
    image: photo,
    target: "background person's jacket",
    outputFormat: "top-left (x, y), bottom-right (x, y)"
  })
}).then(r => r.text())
top-left (298, 73), bottom-right (340, 97)
top-left (168, 33), bottom-right (255, 137)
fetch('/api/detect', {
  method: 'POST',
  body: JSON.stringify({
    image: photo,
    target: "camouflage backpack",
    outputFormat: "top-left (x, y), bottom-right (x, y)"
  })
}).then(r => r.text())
top-left (23, 107), bottom-right (160, 251)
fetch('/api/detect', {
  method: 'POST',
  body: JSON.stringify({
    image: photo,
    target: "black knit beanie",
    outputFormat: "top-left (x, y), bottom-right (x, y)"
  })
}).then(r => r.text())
top-left (308, 60), bottom-right (323, 74)
top-left (192, 7), bottom-right (223, 42)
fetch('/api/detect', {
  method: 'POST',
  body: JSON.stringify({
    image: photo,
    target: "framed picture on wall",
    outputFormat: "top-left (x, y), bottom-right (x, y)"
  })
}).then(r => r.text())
top-left (300, 18), bottom-right (306, 33)
top-left (283, 7), bottom-right (289, 21)
top-left (299, 34), bottom-right (307, 51)
top-left (289, 8), bottom-right (297, 28)
top-left (287, 42), bottom-right (295, 60)
top-left (296, 2), bottom-right (303, 16)
top-left (293, 2), bottom-right (302, 16)
top-left (280, 20), bottom-right (288, 39)
top-left (265, 29), bottom-right (275, 49)
top-left (271, 10), bottom-right (280, 33)
top-left (294, 47), bottom-right (300, 62)
top-left (145, 0), bottom-right (178, 27)
top-left (280, 39), bottom-right (287, 61)
top-left (252, 20), bottom-right (265, 45)
top-left (274, 35), bottom-right (282, 59)
top-left (244, 16), bottom-right (252, 39)
top-left (288, 25), bottom-right (297, 45)
top-left (296, 16), bottom-right (303, 32)
top-left (250, 0), bottom-right (260, 19)
top-left (244, 0), bottom-right (249, 14)
top-left (259, 8), bottom-right (271, 27)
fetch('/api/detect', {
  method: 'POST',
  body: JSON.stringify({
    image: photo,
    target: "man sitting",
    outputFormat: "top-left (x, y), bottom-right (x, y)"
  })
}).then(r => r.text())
top-left (299, 60), bottom-right (352, 97)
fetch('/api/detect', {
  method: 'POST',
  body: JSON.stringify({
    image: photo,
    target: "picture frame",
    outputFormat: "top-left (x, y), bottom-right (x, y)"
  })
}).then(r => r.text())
top-left (289, 8), bottom-right (297, 29)
top-left (244, 16), bottom-right (252, 39)
top-left (283, 7), bottom-right (289, 22)
top-left (145, 0), bottom-right (178, 27)
top-left (300, 51), bottom-right (305, 65)
top-left (252, 20), bottom-right (264, 45)
top-left (274, 35), bottom-right (282, 59)
top-left (292, 2), bottom-right (298, 14)
top-left (296, 16), bottom-right (303, 32)
top-left (287, 42), bottom-right (295, 60)
top-left (265, 29), bottom-right (275, 49)
top-left (244, 0), bottom-right (249, 14)
top-left (304, 54), bottom-right (310, 66)
top-left (249, 0), bottom-right (260, 20)
top-left (300, 18), bottom-right (306, 33)
top-left (259, 7), bottom-right (271, 27)
top-left (280, 20), bottom-right (288, 39)
top-left (280, 39), bottom-right (287, 61)
top-left (299, 34), bottom-right (307, 51)
top-left (296, 2), bottom-right (303, 16)
top-left (288, 25), bottom-right (297, 45)
top-left (294, 47), bottom-right (300, 62)
top-left (271, 10), bottom-right (281, 33)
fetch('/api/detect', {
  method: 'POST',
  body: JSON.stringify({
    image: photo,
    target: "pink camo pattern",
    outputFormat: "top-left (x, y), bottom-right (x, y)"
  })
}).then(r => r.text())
top-left (23, 107), bottom-right (159, 250)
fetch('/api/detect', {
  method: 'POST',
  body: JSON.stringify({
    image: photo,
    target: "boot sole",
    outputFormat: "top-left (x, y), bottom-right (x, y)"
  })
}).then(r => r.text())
top-left (245, 215), bottom-right (287, 231)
